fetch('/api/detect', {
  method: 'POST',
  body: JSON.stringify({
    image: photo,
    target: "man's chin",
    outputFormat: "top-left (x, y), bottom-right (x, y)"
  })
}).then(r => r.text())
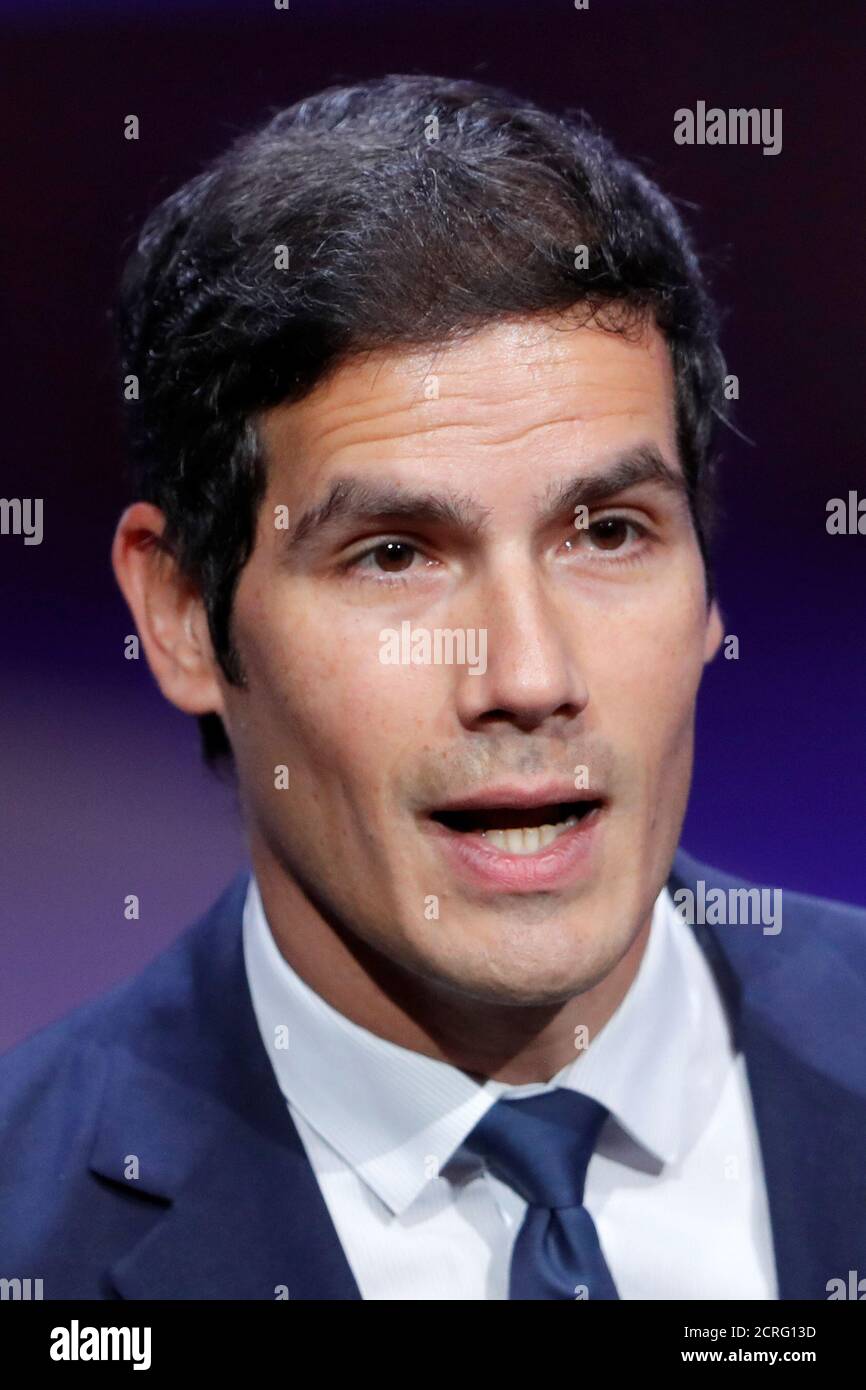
top-left (407, 934), bottom-right (623, 1011)
top-left (426, 966), bottom-right (609, 1012)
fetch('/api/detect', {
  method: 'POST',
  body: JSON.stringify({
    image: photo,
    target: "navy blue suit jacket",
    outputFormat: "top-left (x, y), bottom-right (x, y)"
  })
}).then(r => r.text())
top-left (1, 850), bottom-right (865, 1300)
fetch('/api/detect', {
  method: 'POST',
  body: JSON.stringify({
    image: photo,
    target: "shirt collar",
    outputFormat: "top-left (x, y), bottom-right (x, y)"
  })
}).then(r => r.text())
top-left (243, 874), bottom-right (699, 1216)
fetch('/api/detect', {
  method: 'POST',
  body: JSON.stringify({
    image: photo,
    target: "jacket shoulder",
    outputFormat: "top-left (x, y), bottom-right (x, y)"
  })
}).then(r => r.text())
top-left (0, 870), bottom-right (251, 1295)
top-left (671, 847), bottom-right (866, 978)
top-left (0, 870), bottom-right (249, 1161)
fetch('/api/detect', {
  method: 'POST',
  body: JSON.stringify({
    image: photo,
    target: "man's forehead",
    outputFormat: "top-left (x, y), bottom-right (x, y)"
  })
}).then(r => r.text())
top-left (258, 313), bottom-right (677, 470)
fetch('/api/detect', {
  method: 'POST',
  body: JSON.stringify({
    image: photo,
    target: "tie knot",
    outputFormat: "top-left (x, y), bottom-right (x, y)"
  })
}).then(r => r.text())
top-left (462, 1087), bottom-right (609, 1209)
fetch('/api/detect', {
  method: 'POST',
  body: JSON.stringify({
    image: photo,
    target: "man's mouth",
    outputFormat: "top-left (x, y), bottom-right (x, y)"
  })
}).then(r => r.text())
top-left (429, 798), bottom-right (603, 857)
top-left (422, 783), bottom-right (606, 891)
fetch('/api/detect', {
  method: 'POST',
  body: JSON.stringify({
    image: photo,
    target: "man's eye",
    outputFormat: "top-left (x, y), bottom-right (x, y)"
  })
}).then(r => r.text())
top-left (368, 541), bottom-right (415, 572)
top-left (347, 539), bottom-right (426, 577)
top-left (559, 514), bottom-right (651, 565)
top-left (567, 516), bottom-right (646, 554)
top-left (587, 517), bottom-right (634, 550)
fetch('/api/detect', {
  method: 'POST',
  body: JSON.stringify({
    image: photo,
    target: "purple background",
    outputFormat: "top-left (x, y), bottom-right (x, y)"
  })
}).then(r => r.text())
top-left (1, 0), bottom-right (864, 1052)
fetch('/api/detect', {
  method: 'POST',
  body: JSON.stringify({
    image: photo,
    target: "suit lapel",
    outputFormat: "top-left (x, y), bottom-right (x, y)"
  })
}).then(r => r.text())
top-left (89, 871), bottom-right (361, 1300)
top-left (669, 850), bottom-right (866, 1300)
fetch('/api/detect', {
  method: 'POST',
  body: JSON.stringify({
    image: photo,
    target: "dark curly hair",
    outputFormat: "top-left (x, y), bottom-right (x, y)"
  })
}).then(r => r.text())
top-left (116, 73), bottom-right (728, 769)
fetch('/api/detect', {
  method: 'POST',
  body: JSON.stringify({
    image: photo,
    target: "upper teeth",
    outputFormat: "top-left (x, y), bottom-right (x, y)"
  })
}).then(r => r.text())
top-left (481, 816), bottom-right (579, 855)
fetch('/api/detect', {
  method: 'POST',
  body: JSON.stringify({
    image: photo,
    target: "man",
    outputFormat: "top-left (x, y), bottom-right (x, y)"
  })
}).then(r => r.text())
top-left (1, 74), bottom-right (864, 1301)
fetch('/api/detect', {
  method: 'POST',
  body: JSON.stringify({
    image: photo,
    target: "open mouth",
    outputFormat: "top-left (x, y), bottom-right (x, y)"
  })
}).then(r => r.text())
top-left (429, 799), bottom-right (603, 857)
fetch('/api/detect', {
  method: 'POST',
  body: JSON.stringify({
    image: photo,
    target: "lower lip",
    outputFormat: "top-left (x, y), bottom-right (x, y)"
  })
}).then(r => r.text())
top-left (423, 808), bottom-right (604, 893)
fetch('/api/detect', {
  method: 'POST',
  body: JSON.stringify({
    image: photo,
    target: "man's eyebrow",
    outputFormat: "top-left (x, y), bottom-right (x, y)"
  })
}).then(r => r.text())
top-left (284, 443), bottom-right (686, 551)
top-left (286, 477), bottom-right (490, 548)
top-left (538, 444), bottom-right (689, 519)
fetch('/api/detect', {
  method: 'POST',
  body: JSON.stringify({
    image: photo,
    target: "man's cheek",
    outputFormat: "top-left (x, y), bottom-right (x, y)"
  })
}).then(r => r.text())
top-left (254, 630), bottom-right (356, 725)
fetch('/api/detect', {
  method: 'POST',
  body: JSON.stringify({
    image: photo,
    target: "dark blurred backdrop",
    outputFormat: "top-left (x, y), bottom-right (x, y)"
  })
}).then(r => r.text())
top-left (2, 0), bottom-right (863, 1050)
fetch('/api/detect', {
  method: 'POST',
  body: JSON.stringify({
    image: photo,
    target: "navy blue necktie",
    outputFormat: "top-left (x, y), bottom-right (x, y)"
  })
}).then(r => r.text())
top-left (462, 1087), bottom-right (620, 1300)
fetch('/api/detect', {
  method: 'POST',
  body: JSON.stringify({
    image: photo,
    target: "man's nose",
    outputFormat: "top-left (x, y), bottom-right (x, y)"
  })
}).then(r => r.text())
top-left (454, 566), bottom-right (589, 733)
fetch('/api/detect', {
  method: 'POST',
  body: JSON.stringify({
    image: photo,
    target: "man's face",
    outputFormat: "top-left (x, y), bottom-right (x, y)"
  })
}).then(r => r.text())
top-left (218, 314), bottom-right (722, 1007)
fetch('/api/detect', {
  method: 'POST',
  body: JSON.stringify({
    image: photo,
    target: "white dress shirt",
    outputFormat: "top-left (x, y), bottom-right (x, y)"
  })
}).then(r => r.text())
top-left (242, 874), bottom-right (778, 1300)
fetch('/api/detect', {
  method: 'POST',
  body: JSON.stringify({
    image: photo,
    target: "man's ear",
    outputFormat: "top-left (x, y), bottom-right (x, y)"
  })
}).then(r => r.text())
top-left (703, 598), bottom-right (725, 664)
top-left (111, 502), bottom-right (227, 718)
